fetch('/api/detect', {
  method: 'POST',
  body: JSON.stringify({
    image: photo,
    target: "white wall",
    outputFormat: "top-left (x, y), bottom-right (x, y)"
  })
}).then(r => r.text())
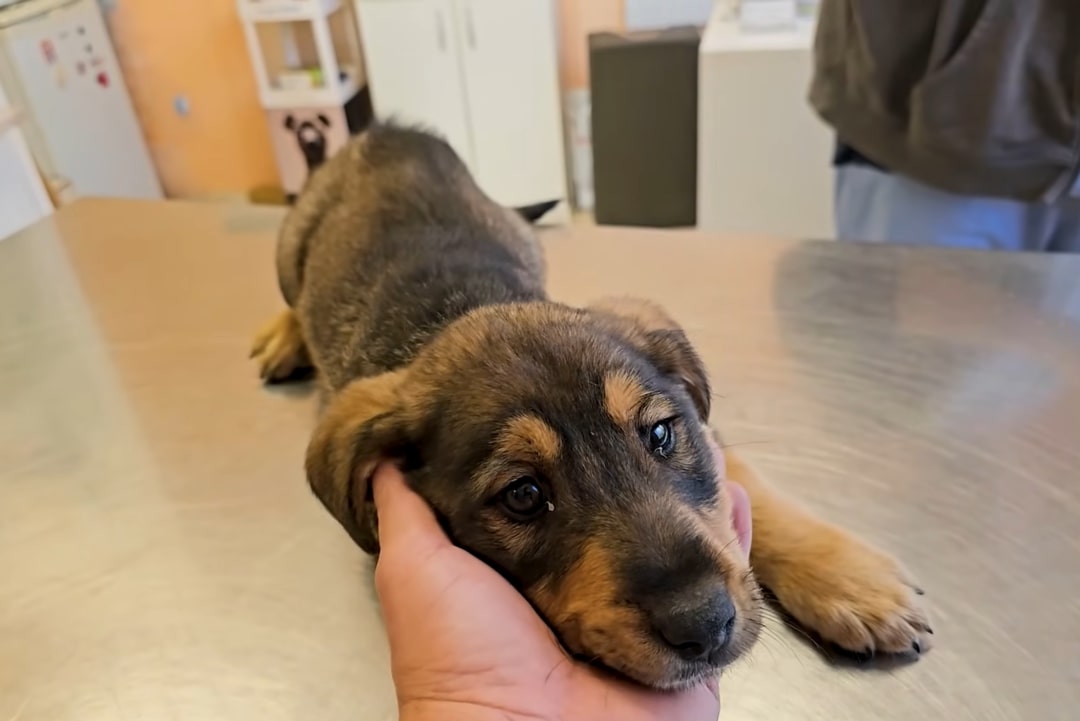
top-left (625, 0), bottom-right (714, 30)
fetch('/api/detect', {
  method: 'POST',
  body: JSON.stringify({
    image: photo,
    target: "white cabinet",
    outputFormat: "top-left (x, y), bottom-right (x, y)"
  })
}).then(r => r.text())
top-left (356, 0), bottom-right (566, 210)
top-left (355, 0), bottom-right (472, 158)
top-left (696, 9), bottom-right (833, 238)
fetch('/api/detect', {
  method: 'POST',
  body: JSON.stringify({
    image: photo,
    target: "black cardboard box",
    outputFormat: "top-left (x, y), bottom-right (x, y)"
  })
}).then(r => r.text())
top-left (589, 27), bottom-right (701, 227)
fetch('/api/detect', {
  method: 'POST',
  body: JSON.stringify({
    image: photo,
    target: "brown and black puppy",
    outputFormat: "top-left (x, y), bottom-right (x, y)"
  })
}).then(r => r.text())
top-left (251, 124), bottom-right (931, 689)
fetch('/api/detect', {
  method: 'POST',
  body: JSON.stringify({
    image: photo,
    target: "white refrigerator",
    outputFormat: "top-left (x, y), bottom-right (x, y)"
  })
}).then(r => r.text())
top-left (0, 82), bottom-right (52, 239)
top-left (0, 0), bottom-right (162, 199)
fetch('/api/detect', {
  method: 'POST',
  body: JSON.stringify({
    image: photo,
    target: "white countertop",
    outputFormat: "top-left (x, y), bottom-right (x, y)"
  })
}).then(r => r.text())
top-left (701, 4), bottom-right (814, 54)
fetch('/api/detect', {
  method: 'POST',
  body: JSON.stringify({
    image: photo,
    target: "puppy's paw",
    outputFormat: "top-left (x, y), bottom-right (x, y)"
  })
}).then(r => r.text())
top-left (769, 531), bottom-right (932, 658)
top-left (250, 310), bottom-right (311, 382)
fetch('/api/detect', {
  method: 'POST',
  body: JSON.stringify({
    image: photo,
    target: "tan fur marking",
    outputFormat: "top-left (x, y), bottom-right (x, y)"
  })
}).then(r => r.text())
top-left (534, 540), bottom-right (618, 622)
top-left (496, 414), bottom-right (562, 465)
top-left (531, 540), bottom-right (677, 687)
top-left (604, 370), bottom-right (646, 426)
top-left (590, 297), bottom-right (712, 421)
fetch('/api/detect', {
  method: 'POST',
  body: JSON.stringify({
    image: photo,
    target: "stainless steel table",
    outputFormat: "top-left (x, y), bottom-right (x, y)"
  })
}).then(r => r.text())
top-left (2, 199), bottom-right (1078, 720)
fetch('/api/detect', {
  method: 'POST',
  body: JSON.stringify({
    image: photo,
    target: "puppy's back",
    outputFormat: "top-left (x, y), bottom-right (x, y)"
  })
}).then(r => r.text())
top-left (279, 124), bottom-right (546, 388)
top-left (279, 125), bottom-right (480, 303)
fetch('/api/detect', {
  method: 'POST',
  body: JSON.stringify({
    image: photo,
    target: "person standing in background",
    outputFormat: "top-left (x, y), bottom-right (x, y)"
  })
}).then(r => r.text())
top-left (810, 1), bottom-right (1080, 251)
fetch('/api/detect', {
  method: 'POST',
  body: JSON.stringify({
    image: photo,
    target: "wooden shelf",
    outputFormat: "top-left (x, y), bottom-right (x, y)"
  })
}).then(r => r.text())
top-left (257, 67), bottom-right (359, 109)
top-left (237, 0), bottom-right (342, 22)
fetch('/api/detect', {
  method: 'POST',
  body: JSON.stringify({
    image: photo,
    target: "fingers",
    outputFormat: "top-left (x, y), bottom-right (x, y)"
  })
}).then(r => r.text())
top-left (706, 434), bottom-right (753, 557)
top-left (631, 680), bottom-right (721, 719)
top-left (727, 480), bottom-right (753, 559)
top-left (371, 463), bottom-right (451, 557)
top-left (707, 435), bottom-right (727, 475)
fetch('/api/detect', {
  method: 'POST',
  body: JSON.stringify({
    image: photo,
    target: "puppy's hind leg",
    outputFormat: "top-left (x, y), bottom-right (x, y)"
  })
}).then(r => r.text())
top-left (250, 309), bottom-right (312, 383)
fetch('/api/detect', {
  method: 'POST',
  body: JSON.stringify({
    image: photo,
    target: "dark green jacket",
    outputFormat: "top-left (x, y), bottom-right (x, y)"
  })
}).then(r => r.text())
top-left (811, 0), bottom-right (1080, 201)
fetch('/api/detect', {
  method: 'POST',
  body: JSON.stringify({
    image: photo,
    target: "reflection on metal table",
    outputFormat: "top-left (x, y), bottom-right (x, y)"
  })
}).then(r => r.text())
top-left (1, 199), bottom-right (1078, 720)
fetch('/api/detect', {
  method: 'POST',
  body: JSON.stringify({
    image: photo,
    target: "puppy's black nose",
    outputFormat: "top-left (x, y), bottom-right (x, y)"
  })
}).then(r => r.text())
top-left (652, 595), bottom-right (737, 662)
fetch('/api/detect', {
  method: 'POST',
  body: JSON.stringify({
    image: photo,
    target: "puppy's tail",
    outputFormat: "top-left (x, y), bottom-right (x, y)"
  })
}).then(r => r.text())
top-left (514, 200), bottom-right (559, 224)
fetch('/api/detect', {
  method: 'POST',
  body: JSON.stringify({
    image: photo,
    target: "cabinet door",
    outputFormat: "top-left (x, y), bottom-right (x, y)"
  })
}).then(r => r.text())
top-left (456, 0), bottom-right (566, 207)
top-left (357, 0), bottom-right (473, 164)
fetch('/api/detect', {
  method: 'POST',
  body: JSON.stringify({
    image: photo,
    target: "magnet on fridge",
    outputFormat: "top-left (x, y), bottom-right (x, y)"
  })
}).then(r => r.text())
top-left (76, 60), bottom-right (86, 75)
top-left (54, 65), bottom-right (66, 88)
top-left (96, 71), bottom-right (109, 88)
top-left (41, 39), bottom-right (56, 64)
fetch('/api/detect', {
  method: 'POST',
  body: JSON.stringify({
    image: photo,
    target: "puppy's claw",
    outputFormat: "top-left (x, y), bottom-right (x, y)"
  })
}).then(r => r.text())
top-left (907, 617), bottom-right (933, 634)
top-left (851, 649), bottom-right (873, 663)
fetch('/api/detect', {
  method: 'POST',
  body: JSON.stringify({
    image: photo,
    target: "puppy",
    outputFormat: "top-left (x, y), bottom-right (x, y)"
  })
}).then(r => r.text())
top-left (251, 124), bottom-right (931, 689)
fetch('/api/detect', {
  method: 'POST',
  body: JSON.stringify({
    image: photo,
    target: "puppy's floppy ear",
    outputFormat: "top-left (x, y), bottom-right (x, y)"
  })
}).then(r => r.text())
top-left (589, 297), bottom-right (712, 421)
top-left (305, 368), bottom-right (416, 553)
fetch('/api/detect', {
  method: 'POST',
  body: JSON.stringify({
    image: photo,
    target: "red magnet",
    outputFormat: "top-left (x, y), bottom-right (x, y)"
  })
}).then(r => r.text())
top-left (41, 40), bottom-right (56, 64)
top-left (96, 71), bottom-right (109, 88)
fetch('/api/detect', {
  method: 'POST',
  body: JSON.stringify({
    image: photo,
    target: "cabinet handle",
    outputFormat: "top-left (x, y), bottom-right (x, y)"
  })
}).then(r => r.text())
top-left (435, 9), bottom-right (447, 52)
top-left (465, 5), bottom-right (476, 49)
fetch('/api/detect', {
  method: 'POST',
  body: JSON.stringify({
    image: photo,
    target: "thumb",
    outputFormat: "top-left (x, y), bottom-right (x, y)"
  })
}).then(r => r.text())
top-left (371, 463), bottom-right (451, 557)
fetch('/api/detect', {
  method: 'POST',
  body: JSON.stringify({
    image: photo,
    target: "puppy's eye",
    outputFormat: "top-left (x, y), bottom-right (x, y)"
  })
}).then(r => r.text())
top-left (499, 477), bottom-right (549, 521)
top-left (646, 420), bottom-right (676, 458)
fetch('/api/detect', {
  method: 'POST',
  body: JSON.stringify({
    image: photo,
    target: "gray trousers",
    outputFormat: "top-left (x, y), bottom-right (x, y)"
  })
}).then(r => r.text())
top-left (835, 165), bottom-right (1080, 252)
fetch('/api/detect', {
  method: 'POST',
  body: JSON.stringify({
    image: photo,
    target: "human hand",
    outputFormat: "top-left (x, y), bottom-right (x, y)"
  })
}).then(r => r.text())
top-left (373, 458), bottom-right (737, 721)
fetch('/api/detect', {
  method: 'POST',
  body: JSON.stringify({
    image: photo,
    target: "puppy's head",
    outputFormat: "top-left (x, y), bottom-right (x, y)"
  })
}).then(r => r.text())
top-left (306, 299), bottom-right (761, 688)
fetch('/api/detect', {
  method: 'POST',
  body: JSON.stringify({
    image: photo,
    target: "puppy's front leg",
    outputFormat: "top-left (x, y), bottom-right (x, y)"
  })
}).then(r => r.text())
top-left (724, 450), bottom-right (933, 657)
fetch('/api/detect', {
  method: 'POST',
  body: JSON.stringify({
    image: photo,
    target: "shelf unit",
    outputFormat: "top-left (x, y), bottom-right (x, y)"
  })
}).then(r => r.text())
top-left (237, 0), bottom-right (373, 197)
top-left (238, 0), bottom-right (364, 109)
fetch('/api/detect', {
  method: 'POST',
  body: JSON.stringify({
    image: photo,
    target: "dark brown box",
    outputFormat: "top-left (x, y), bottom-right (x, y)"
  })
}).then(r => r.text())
top-left (589, 27), bottom-right (701, 227)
